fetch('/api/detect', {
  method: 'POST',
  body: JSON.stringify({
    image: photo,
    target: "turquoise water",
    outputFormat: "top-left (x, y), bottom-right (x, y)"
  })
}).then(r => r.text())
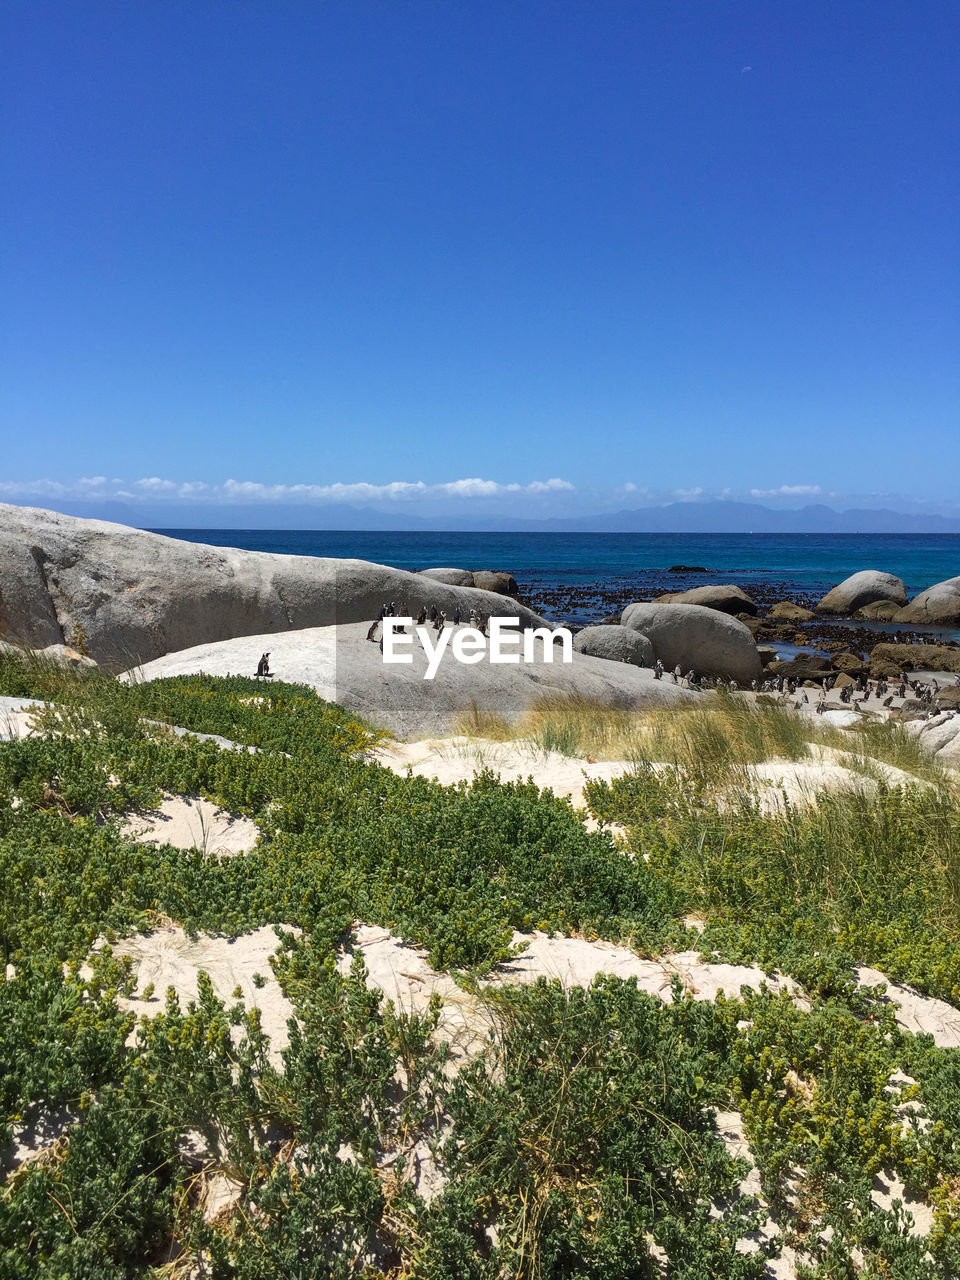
top-left (154, 529), bottom-right (958, 598)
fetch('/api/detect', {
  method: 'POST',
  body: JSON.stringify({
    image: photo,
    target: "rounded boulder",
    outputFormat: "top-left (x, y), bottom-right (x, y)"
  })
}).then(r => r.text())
top-left (817, 570), bottom-right (907, 615)
top-left (420, 567), bottom-right (476, 588)
top-left (894, 576), bottom-right (960, 627)
top-left (471, 570), bottom-right (520, 598)
top-left (620, 602), bottom-right (762, 683)
top-left (654, 584), bottom-right (757, 616)
top-left (572, 625), bottom-right (654, 667)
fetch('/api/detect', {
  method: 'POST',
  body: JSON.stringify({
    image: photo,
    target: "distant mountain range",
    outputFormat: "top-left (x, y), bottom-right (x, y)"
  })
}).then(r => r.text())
top-left (540, 502), bottom-right (960, 534)
top-left (14, 497), bottom-right (960, 535)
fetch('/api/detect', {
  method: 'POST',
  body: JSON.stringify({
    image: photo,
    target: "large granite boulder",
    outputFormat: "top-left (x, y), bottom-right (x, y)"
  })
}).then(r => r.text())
top-left (471, 570), bottom-right (520, 598)
top-left (620, 602), bottom-right (762, 683)
top-left (817, 571), bottom-right (907, 615)
top-left (894, 577), bottom-right (960, 627)
top-left (654, 584), bottom-right (758, 616)
top-left (420, 567), bottom-right (475, 588)
top-left (0, 504), bottom-right (547, 672)
top-left (572, 625), bottom-right (654, 667)
top-left (123, 621), bottom-right (696, 738)
top-left (420, 568), bottom-right (520, 598)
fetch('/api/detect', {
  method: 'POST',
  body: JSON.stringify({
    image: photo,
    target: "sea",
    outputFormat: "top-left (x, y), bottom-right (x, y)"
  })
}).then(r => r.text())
top-left (153, 529), bottom-right (960, 635)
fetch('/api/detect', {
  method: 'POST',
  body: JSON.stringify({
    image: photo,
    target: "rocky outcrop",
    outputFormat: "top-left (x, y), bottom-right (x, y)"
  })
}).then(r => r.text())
top-left (419, 568), bottom-right (475, 588)
top-left (768, 601), bottom-right (815, 621)
top-left (855, 600), bottom-right (902, 620)
top-left (894, 577), bottom-right (960, 627)
top-left (0, 505), bottom-right (547, 672)
top-left (471, 570), bottom-right (520, 598)
top-left (817, 571), bottom-right (907, 615)
top-left (572, 625), bottom-right (654, 667)
top-left (124, 622), bottom-right (695, 738)
top-left (420, 567), bottom-right (520, 598)
top-left (904, 710), bottom-right (960, 768)
top-left (831, 651), bottom-right (867, 675)
top-left (620, 602), bottom-right (762, 683)
top-left (654, 585), bottom-right (757, 616)
top-left (869, 643), bottom-right (960, 677)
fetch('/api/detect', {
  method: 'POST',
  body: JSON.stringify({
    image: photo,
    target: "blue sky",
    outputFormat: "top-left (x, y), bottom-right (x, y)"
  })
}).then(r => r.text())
top-left (2, 2), bottom-right (957, 523)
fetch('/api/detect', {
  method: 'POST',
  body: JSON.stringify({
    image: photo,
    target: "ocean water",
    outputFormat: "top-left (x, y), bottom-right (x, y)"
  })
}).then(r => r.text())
top-left (153, 529), bottom-right (958, 598)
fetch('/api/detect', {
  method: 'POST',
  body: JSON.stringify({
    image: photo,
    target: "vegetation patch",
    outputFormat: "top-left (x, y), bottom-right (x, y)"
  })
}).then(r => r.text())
top-left (1, 649), bottom-right (960, 1276)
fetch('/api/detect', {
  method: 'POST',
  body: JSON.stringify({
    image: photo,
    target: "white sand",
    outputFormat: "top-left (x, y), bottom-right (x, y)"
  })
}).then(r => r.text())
top-left (370, 736), bottom-right (636, 810)
top-left (106, 924), bottom-right (296, 1064)
top-left (371, 734), bottom-right (931, 821)
top-left (856, 965), bottom-right (960, 1049)
top-left (122, 793), bottom-right (261, 858)
top-left (342, 924), bottom-right (960, 1052)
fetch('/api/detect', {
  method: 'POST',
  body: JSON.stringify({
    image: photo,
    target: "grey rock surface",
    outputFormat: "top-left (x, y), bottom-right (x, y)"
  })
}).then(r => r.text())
top-left (471, 570), bottom-right (520, 598)
top-left (855, 600), bottom-right (902, 620)
top-left (817, 570), bottom-right (908, 615)
top-left (124, 622), bottom-right (696, 738)
top-left (894, 576), bottom-right (960, 627)
top-left (419, 568), bottom-right (476, 587)
top-left (620, 602), bottom-right (762, 683)
top-left (0, 505), bottom-right (547, 672)
top-left (572, 625), bottom-right (654, 667)
top-left (655, 584), bottom-right (758, 616)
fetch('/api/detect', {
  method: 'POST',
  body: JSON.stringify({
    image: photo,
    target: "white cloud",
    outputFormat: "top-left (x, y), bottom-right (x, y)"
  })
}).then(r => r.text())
top-left (749, 484), bottom-right (822, 498)
top-left (0, 475), bottom-right (576, 505)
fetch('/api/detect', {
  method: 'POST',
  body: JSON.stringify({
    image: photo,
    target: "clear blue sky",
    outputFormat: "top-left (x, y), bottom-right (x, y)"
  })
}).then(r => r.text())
top-left (2, 2), bottom-right (958, 520)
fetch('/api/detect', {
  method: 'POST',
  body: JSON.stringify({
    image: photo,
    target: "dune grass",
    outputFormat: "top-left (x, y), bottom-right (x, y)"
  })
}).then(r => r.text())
top-left (458, 686), bottom-right (955, 792)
